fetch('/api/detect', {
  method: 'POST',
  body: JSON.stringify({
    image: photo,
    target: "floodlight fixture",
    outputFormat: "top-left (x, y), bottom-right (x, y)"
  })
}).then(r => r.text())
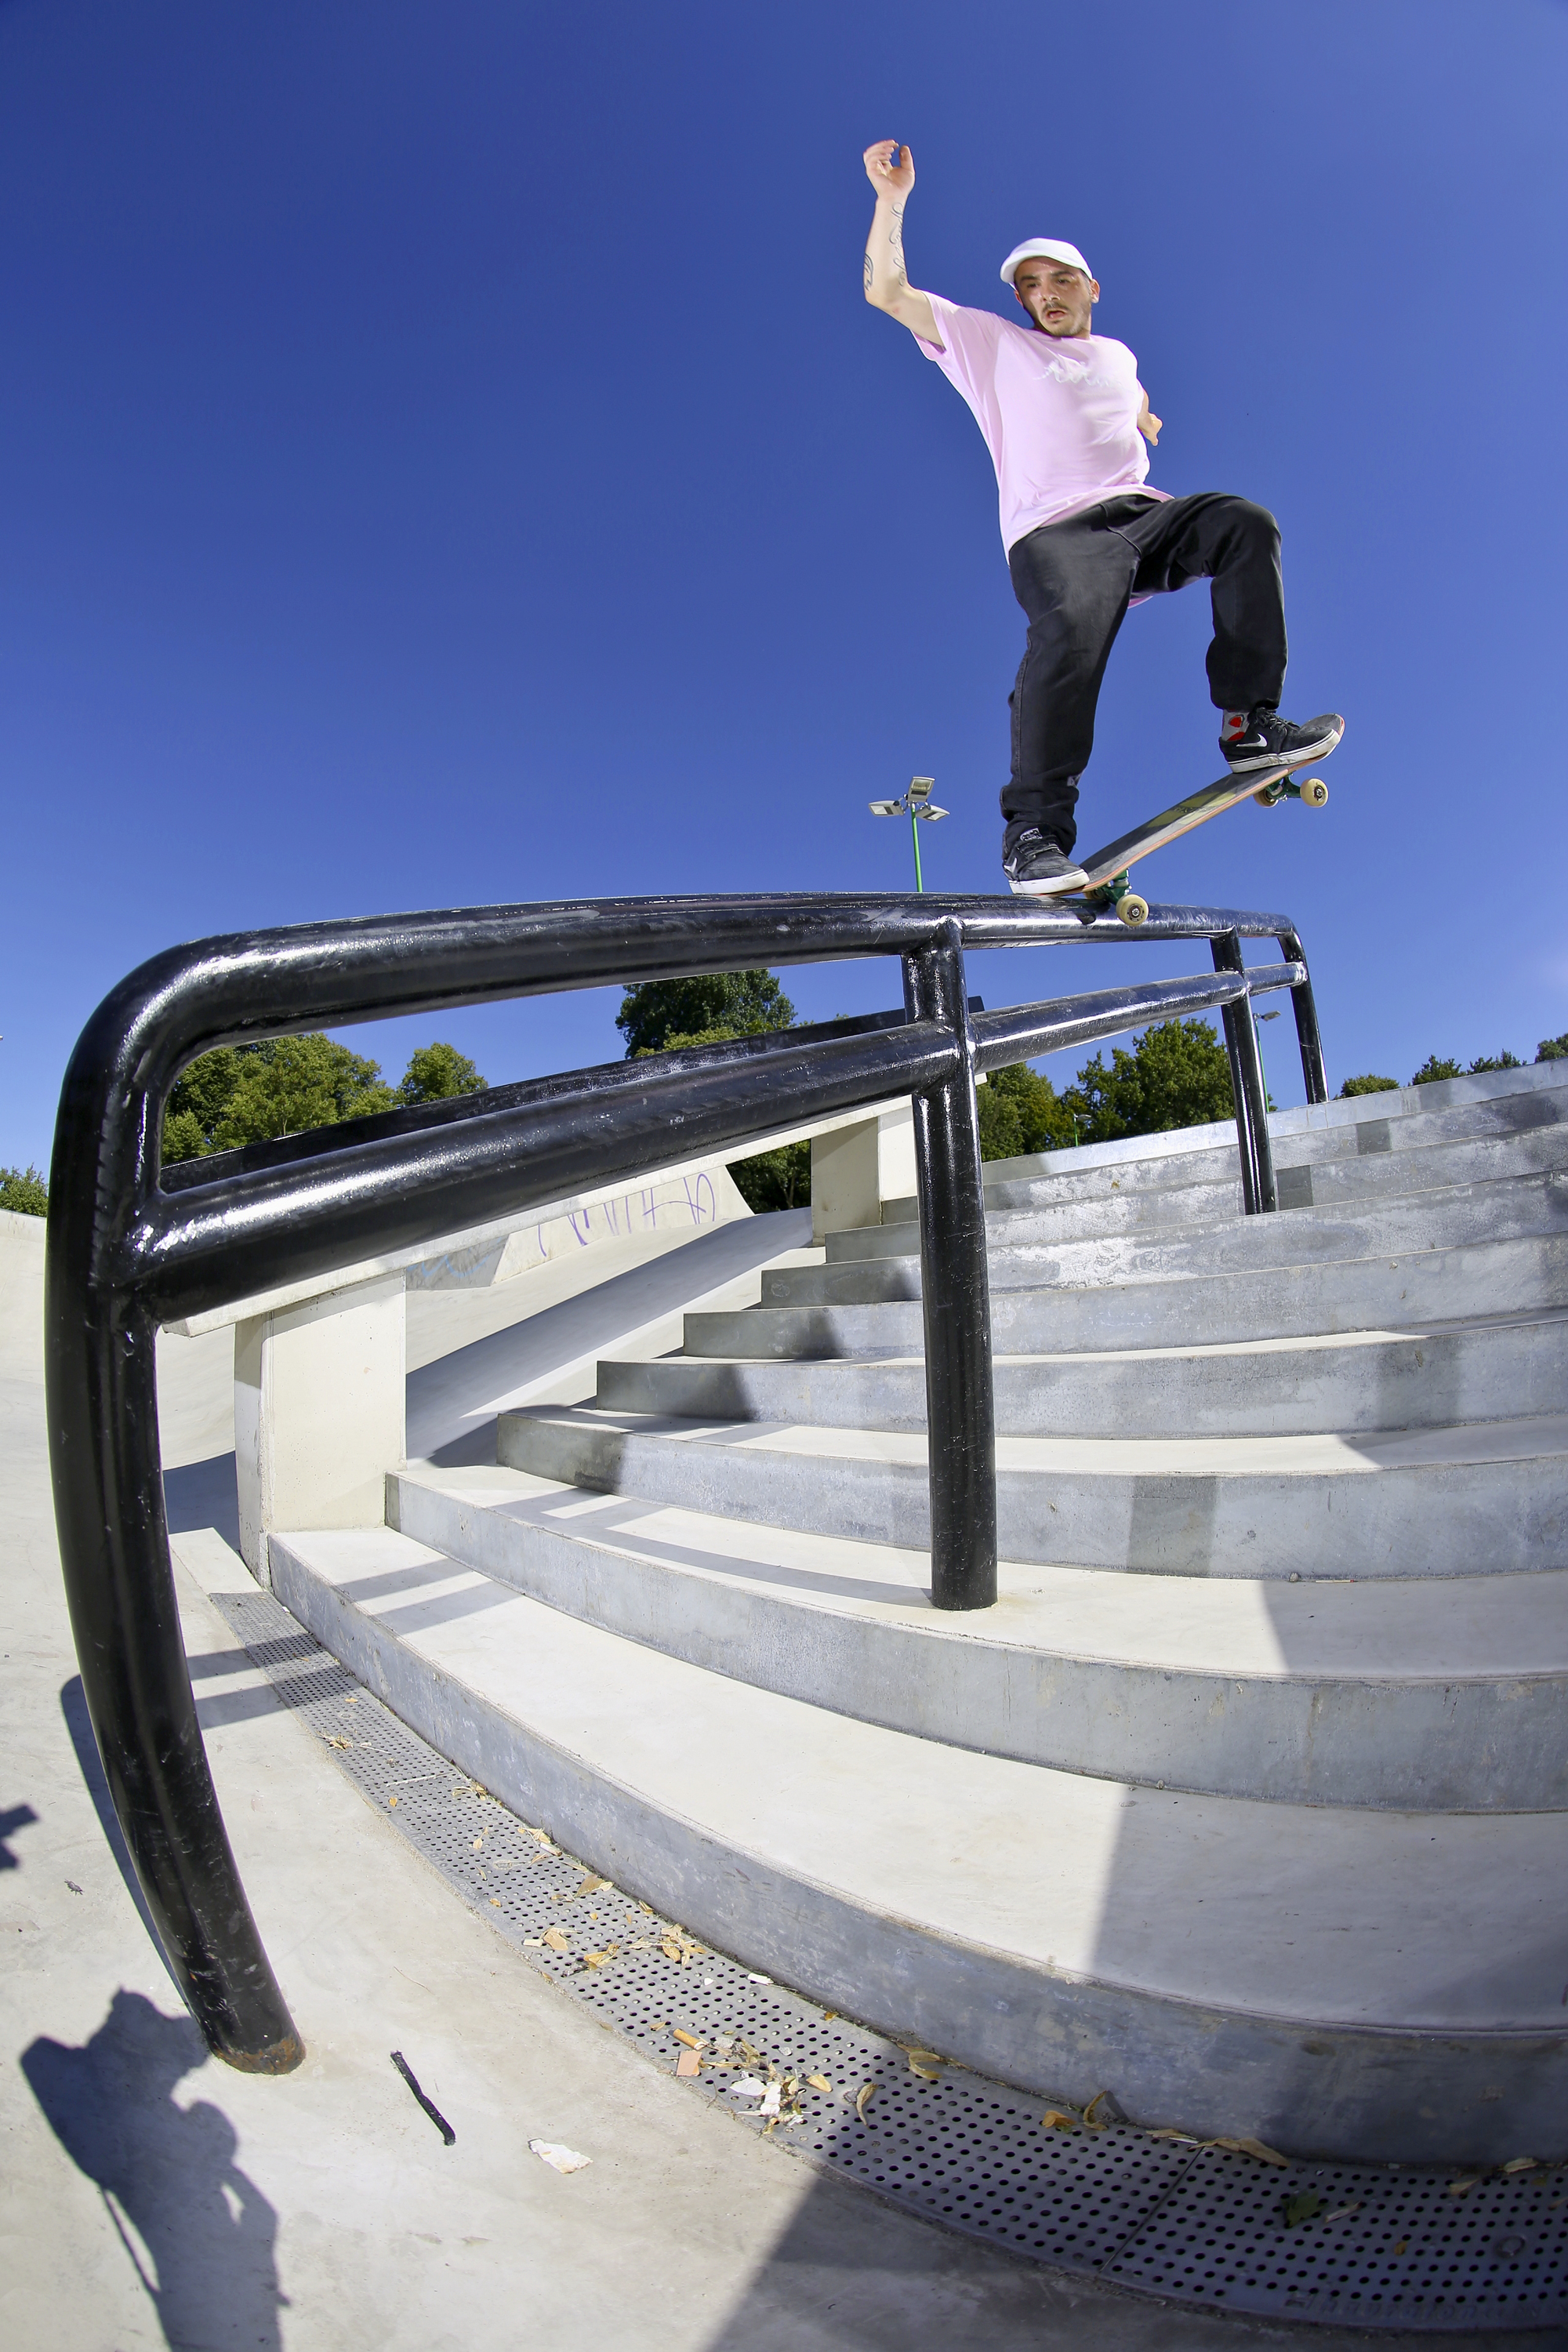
top-left (868, 775), bottom-right (949, 891)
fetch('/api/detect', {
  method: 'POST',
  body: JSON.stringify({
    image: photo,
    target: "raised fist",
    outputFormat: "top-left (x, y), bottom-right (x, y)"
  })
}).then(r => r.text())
top-left (863, 141), bottom-right (915, 200)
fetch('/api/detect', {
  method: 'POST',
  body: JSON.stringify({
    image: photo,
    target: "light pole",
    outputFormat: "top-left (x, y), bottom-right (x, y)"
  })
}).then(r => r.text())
top-left (869, 775), bottom-right (949, 891)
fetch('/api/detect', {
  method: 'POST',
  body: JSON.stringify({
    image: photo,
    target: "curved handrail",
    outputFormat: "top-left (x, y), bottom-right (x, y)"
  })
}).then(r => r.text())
top-left (45, 891), bottom-right (1322, 2070)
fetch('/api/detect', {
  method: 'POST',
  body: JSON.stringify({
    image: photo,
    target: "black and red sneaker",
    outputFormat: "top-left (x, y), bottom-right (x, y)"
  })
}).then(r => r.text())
top-left (1221, 708), bottom-right (1343, 775)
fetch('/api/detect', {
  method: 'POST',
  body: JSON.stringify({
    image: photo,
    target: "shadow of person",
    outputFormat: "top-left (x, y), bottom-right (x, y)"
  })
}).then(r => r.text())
top-left (21, 1988), bottom-right (286, 2350)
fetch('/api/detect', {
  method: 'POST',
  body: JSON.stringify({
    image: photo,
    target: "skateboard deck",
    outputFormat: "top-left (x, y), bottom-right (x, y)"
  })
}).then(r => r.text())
top-left (1061, 718), bottom-right (1344, 927)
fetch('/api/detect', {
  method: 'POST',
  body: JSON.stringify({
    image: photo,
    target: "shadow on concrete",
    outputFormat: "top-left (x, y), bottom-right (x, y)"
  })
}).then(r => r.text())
top-left (60, 1678), bottom-right (180, 1990)
top-left (408, 1209), bottom-right (812, 1463)
top-left (163, 1451), bottom-right (241, 1553)
top-left (0, 1798), bottom-right (38, 1867)
top-left (691, 2158), bottom-right (1269, 2352)
top-left (21, 1988), bottom-right (286, 2351)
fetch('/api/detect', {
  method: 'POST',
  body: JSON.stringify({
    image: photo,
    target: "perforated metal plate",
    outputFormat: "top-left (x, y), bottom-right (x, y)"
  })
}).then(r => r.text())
top-left (211, 1586), bottom-right (1567, 2332)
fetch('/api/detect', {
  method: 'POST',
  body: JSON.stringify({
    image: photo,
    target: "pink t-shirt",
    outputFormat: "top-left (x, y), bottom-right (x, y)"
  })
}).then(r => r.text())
top-left (916, 292), bottom-right (1169, 555)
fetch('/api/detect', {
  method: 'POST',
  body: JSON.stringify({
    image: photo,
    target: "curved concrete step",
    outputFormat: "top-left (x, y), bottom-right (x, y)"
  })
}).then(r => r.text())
top-left (952, 1060), bottom-right (1568, 1215)
top-left (495, 1404), bottom-right (1568, 1579)
top-left (861, 1126), bottom-right (1568, 1254)
top-left (597, 1308), bottom-right (1568, 1439)
top-left (694, 1232), bottom-right (1568, 1354)
top-left (784, 1170), bottom-right (1568, 1303)
top-left (264, 1523), bottom-right (1568, 2167)
top-left (389, 1463), bottom-right (1568, 1812)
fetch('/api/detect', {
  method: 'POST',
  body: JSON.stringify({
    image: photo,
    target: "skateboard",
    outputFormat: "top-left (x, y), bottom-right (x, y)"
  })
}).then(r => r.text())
top-left (1058, 718), bottom-right (1344, 927)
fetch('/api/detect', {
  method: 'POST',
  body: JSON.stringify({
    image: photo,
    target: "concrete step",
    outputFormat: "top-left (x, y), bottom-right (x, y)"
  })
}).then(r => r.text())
top-left (264, 1521), bottom-right (1568, 2167)
top-left (597, 1307), bottom-right (1568, 1439)
top-left (389, 1463), bottom-right (1568, 1813)
top-left (865, 1124), bottom-right (1568, 1254)
top-left (945, 1058), bottom-right (1568, 1215)
top-left (772, 1169), bottom-right (1568, 1305)
top-left (690, 1232), bottom-right (1568, 1357)
top-left (495, 1403), bottom-right (1568, 1579)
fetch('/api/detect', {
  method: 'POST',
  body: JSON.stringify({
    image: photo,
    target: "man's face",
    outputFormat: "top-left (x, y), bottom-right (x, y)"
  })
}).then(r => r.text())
top-left (1011, 256), bottom-right (1098, 339)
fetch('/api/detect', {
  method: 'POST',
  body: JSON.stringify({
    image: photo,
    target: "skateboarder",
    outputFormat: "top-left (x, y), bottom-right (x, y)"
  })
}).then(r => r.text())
top-left (861, 140), bottom-right (1340, 896)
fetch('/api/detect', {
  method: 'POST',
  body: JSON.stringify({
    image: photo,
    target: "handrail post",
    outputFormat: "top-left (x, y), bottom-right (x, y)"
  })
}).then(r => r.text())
top-left (903, 919), bottom-right (997, 1609)
top-left (1210, 931), bottom-right (1277, 1214)
top-left (45, 1263), bottom-right (306, 2070)
top-left (1275, 927), bottom-right (1328, 1105)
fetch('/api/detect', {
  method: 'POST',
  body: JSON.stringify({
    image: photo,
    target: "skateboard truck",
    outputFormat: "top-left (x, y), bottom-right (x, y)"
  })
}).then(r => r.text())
top-left (1255, 775), bottom-right (1330, 811)
top-left (1082, 870), bottom-right (1151, 929)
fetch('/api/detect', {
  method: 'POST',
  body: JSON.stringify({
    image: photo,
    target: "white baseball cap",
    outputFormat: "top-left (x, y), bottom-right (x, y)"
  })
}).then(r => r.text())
top-left (1000, 238), bottom-right (1094, 287)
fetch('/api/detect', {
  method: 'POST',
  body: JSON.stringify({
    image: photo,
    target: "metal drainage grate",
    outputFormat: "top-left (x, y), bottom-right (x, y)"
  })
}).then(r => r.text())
top-left (209, 1585), bottom-right (1568, 2333)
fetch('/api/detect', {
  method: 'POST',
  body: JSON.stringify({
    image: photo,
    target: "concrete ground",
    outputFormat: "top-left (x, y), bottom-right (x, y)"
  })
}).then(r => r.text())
top-left (0, 1221), bottom-right (1544, 2350)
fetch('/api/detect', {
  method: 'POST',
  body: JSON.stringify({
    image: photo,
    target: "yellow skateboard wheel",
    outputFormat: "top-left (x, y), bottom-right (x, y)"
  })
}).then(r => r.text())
top-left (1117, 893), bottom-right (1150, 928)
top-left (1301, 777), bottom-right (1330, 808)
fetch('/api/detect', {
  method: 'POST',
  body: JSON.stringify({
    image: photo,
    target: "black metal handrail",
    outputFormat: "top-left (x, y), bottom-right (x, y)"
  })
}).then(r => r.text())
top-left (45, 891), bottom-right (1323, 2073)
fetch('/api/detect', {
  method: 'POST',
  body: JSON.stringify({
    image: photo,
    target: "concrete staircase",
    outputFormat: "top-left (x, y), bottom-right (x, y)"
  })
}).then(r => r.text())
top-left (267, 1062), bottom-right (1568, 2167)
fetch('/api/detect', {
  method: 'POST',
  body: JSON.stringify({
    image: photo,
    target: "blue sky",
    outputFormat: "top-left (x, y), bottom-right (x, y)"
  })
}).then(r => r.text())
top-left (4, 0), bottom-right (1566, 1168)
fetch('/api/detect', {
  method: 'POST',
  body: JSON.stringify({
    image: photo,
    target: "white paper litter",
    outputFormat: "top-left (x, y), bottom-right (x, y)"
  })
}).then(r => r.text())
top-left (758, 2082), bottom-right (782, 2118)
top-left (528, 2139), bottom-right (592, 2175)
top-left (728, 2075), bottom-right (766, 2102)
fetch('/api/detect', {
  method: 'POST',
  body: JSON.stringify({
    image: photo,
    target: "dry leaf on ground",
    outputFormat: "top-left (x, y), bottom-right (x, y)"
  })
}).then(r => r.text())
top-left (1214, 2136), bottom-right (1290, 2168)
top-left (581, 1946), bottom-right (619, 1969)
top-left (806, 2074), bottom-right (833, 2095)
top-left (1503, 2157), bottom-right (1537, 2173)
top-left (1283, 2190), bottom-right (1322, 2227)
top-left (575, 1875), bottom-right (610, 1899)
top-left (1040, 2108), bottom-right (1078, 2131)
top-left (855, 2082), bottom-right (879, 2122)
top-left (1447, 2177), bottom-right (1480, 2197)
top-left (906, 2050), bottom-right (943, 2082)
top-left (542, 1927), bottom-right (569, 1952)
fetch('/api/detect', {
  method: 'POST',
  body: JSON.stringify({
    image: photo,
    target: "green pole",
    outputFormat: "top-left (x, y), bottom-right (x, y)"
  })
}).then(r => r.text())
top-left (910, 809), bottom-right (924, 892)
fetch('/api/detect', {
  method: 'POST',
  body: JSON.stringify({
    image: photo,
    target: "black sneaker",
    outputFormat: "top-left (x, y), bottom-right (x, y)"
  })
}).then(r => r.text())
top-left (1003, 828), bottom-right (1090, 898)
top-left (1221, 708), bottom-right (1344, 775)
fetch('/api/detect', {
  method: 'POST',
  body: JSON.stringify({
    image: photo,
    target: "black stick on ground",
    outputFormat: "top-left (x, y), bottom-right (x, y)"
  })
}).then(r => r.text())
top-left (390, 2049), bottom-right (456, 2145)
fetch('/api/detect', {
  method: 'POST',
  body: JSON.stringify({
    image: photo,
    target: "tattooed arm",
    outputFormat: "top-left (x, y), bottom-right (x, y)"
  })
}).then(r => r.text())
top-left (861, 142), bottom-right (939, 343)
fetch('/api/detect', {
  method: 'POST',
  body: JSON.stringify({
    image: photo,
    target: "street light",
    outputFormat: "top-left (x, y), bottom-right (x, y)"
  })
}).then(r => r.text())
top-left (869, 775), bottom-right (949, 891)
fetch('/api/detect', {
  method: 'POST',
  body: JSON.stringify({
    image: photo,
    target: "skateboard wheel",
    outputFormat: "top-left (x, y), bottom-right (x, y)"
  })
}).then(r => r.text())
top-left (1255, 782), bottom-right (1284, 808)
top-left (1300, 778), bottom-right (1330, 808)
top-left (1117, 893), bottom-right (1149, 928)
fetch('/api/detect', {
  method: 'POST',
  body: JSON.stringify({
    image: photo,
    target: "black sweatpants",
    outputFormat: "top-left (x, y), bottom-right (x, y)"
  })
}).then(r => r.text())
top-left (1004, 491), bottom-right (1287, 852)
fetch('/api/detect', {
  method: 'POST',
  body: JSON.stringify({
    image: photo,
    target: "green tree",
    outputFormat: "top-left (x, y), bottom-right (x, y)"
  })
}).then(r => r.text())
top-left (211, 1036), bottom-right (397, 1148)
top-left (616, 971), bottom-right (795, 1057)
top-left (1061, 1018), bottom-right (1235, 1144)
top-left (1538, 1033), bottom-right (1568, 1062)
top-left (1409, 1056), bottom-right (1463, 1086)
top-left (1468, 1051), bottom-right (1524, 1073)
top-left (162, 1034), bottom-right (485, 1161)
top-left (1, 1164), bottom-right (49, 1216)
top-left (1339, 1073), bottom-right (1399, 1098)
top-left (977, 1062), bottom-right (1076, 1162)
top-left (728, 1142), bottom-right (811, 1211)
top-left (397, 1043), bottom-right (486, 1103)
